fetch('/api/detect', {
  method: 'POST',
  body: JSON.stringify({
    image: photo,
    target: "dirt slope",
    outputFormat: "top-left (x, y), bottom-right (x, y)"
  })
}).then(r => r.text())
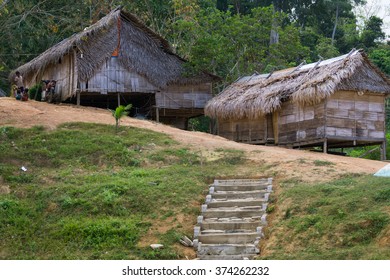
top-left (0, 97), bottom-right (386, 183)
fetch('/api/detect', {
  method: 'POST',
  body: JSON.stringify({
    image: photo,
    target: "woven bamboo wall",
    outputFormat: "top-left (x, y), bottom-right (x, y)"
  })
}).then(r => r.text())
top-left (79, 57), bottom-right (158, 94)
top-left (278, 100), bottom-right (326, 144)
top-left (157, 83), bottom-right (213, 109)
top-left (218, 118), bottom-right (266, 144)
top-left (325, 90), bottom-right (385, 140)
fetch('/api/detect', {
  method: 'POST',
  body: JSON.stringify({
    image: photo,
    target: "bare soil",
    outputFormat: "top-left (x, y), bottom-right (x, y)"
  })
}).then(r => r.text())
top-left (1, 97), bottom-right (386, 183)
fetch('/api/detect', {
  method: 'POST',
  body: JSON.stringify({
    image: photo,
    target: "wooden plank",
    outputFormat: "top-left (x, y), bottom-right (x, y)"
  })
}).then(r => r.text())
top-left (273, 111), bottom-right (279, 144)
top-left (363, 112), bottom-right (379, 121)
top-left (355, 101), bottom-right (369, 111)
top-left (375, 121), bottom-right (385, 130)
top-left (296, 130), bottom-right (307, 140)
top-left (369, 95), bottom-right (384, 103)
top-left (356, 120), bottom-right (367, 130)
top-left (335, 128), bottom-right (353, 137)
top-left (369, 102), bottom-right (384, 113)
top-left (299, 119), bottom-right (325, 129)
top-left (314, 107), bottom-right (325, 119)
top-left (327, 108), bottom-right (349, 118)
top-left (303, 109), bottom-right (315, 120)
top-left (286, 114), bottom-right (296, 123)
top-left (279, 123), bottom-right (297, 133)
top-left (338, 100), bottom-right (354, 110)
top-left (326, 126), bottom-right (337, 136)
top-left (354, 110), bottom-right (364, 119)
top-left (356, 128), bottom-right (368, 137)
top-left (354, 92), bottom-right (370, 102)
top-left (366, 122), bottom-right (376, 130)
top-left (316, 126), bottom-right (325, 138)
top-left (327, 100), bottom-right (338, 109)
top-left (327, 117), bottom-right (355, 128)
top-left (369, 131), bottom-right (385, 138)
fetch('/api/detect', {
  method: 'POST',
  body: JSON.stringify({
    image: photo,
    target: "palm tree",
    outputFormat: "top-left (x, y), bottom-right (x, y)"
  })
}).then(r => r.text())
top-left (110, 104), bottom-right (132, 131)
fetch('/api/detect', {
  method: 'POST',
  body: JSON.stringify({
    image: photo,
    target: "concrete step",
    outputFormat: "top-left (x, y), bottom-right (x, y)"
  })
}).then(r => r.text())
top-left (202, 208), bottom-right (265, 219)
top-left (198, 232), bottom-right (260, 244)
top-left (207, 198), bottom-right (266, 208)
top-left (211, 184), bottom-right (271, 192)
top-left (201, 220), bottom-right (262, 231)
top-left (201, 229), bottom-right (254, 234)
top-left (198, 254), bottom-right (258, 260)
top-left (194, 177), bottom-right (272, 260)
top-left (213, 179), bottom-right (270, 186)
top-left (197, 243), bottom-right (259, 256)
top-left (211, 190), bottom-right (269, 200)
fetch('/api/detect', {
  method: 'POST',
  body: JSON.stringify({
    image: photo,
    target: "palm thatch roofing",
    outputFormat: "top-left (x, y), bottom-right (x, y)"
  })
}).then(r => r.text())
top-left (205, 49), bottom-right (390, 120)
top-left (12, 7), bottom-right (218, 88)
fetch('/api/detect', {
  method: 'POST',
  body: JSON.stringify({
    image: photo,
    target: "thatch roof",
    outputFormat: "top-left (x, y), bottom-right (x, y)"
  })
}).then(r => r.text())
top-left (205, 49), bottom-right (390, 120)
top-left (12, 7), bottom-right (218, 88)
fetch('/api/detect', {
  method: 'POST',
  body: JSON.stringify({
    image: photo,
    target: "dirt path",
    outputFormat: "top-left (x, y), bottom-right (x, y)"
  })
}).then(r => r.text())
top-left (0, 97), bottom-right (386, 183)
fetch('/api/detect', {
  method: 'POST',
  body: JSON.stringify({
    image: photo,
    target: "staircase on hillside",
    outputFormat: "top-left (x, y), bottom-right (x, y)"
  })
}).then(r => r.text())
top-left (193, 178), bottom-right (273, 260)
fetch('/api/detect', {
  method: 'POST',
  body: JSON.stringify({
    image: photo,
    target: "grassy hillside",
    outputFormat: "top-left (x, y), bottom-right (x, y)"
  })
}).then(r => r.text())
top-left (0, 122), bottom-right (389, 259)
top-left (0, 123), bottom-right (262, 259)
top-left (264, 175), bottom-right (390, 259)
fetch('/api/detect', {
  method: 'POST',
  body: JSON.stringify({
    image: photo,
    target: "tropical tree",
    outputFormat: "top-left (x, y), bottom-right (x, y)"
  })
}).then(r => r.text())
top-left (360, 15), bottom-right (386, 49)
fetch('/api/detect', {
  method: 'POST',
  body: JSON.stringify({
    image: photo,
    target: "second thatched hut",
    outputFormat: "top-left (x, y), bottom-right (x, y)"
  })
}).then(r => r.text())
top-left (205, 49), bottom-right (390, 159)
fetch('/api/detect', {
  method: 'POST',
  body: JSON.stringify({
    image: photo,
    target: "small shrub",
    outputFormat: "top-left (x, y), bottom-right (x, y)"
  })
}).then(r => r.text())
top-left (296, 215), bottom-right (321, 232)
top-left (314, 160), bottom-right (334, 166)
top-left (266, 204), bottom-right (275, 214)
top-left (28, 84), bottom-right (42, 101)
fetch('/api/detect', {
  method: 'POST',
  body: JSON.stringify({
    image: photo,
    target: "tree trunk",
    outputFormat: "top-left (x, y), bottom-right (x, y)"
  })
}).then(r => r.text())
top-left (331, 3), bottom-right (340, 46)
top-left (270, 0), bottom-right (281, 45)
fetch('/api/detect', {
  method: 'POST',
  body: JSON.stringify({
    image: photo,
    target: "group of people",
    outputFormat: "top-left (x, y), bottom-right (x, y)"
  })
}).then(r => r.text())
top-left (12, 72), bottom-right (57, 102)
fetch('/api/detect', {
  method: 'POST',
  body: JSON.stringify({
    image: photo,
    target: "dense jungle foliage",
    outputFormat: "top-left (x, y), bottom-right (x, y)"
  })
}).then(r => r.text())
top-left (0, 0), bottom-right (389, 92)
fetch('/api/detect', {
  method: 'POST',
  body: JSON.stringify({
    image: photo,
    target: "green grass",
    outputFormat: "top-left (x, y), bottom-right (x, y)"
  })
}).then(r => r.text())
top-left (0, 122), bottom-right (258, 259)
top-left (262, 174), bottom-right (390, 260)
top-left (1, 122), bottom-right (389, 260)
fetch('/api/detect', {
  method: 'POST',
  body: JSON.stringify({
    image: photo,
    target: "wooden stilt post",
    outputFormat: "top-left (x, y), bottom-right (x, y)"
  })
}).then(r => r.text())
top-left (381, 141), bottom-right (387, 161)
top-left (156, 107), bottom-right (160, 123)
top-left (323, 139), bottom-right (328, 154)
top-left (76, 91), bottom-right (80, 106)
top-left (117, 93), bottom-right (120, 107)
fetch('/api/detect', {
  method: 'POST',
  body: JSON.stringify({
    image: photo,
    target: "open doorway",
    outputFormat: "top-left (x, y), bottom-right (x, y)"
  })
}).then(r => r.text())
top-left (65, 92), bottom-right (156, 119)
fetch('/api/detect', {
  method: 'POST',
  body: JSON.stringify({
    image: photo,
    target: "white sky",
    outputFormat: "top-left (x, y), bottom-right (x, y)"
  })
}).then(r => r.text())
top-left (359, 0), bottom-right (390, 38)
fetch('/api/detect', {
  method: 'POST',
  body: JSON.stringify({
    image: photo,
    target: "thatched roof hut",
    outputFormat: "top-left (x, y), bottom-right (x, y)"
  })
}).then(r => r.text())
top-left (11, 7), bottom-right (219, 129)
top-left (206, 50), bottom-right (390, 159)
top-left (205, 49), bottom-right (390, 120)
top-left (13, 7), bottom-right (216, 88)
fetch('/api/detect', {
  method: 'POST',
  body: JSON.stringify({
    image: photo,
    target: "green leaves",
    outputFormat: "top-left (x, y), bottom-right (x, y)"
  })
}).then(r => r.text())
top-left (170, 5), bottom-right (308, 83)
top-left (109, 104), bottom-right (132, 131)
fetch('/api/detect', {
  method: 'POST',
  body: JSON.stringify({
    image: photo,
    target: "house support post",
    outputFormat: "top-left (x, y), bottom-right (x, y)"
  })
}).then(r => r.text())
top-left (380, 141), bottom-right (387, 161)
top-left (156, 107), bottom-right (160, 123)
top-left (117, 93), bottom-right (120, 107)
top-left (76, 91), bottom-right (80, 106)
top-left (323, 139), bottom-right (328, 154)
